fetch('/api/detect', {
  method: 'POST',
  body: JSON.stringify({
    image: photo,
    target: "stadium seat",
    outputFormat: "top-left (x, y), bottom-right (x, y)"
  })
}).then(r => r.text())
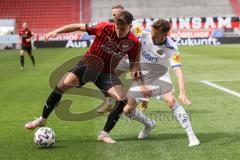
top-left (0, 0), bottom-right (90, 34)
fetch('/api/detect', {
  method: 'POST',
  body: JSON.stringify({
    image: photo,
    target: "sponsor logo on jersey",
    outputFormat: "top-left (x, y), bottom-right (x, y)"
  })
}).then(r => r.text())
top-left (142, 51), bottom-right (158, 62)
top-left (101, 39), bottom-right (133, 57)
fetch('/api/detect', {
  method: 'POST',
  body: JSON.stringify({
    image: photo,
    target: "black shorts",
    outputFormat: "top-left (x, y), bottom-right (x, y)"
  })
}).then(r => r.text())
top-left (21, 45), bottom-right (32, 54)
top-left (69, 61), bottom-right (122, 96)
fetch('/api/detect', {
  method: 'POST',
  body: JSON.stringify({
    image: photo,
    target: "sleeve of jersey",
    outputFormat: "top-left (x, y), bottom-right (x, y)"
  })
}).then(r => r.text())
top-left (86, 22), bottom-right (107, 36)
top-left (169, 51), bottom-right (182, 68)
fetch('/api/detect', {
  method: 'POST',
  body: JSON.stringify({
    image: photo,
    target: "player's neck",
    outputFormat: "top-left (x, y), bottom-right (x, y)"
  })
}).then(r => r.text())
top-left (117, 31), bottom-right (130, 39)
top-left (152, 37), bottom-right (167, 45)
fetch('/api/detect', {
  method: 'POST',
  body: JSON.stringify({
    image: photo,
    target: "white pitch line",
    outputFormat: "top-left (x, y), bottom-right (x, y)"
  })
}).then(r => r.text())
top-left (201, 80), bottom-right (240, 98)
top-left (204, 79), bottom-right (240, 82)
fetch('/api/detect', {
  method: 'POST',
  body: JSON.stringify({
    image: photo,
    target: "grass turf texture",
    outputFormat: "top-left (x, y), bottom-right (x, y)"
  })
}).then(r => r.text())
top-left (0, 45), bottom-right (240, 160)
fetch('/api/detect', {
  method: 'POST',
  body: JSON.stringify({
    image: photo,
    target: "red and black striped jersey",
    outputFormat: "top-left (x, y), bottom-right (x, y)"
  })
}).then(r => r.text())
top-left (84, 22), bottom-right (140, 73)
top-left (19, 29), bottom-right (33, 47)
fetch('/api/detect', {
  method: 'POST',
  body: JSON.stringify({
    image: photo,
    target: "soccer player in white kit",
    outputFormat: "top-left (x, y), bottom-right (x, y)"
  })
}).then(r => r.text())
top-left (123, 19), bottom-right (200, 147)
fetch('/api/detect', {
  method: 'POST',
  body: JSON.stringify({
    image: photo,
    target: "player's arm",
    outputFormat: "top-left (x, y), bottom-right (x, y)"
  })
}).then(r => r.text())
top-left (129, 43), bottom-right (151, 97)
top-left (26, 33), bottom-right (34, 43)
top-left (130, 59), bottom-right (151, 98)
top-left (18, 37), bottom-right (22, 46)
top-left (174, 67), bottom-right (191, 105)
top-left (138, 70), bottom-right (152, 98)
top-left (170, 50), bottom-right (191, 105)
top-left (128, 42), bottom-right (140, 81)
top-left (26, 37), bottom-right (33, 42)
top-left (45, 23), bottom-right (87, 42)
top-left (18, 32), bottom-right (22, 46)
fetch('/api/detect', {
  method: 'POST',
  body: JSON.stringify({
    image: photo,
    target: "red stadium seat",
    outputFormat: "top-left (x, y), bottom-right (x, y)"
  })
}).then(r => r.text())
top-left (0, 0), bottom-right (91, 34)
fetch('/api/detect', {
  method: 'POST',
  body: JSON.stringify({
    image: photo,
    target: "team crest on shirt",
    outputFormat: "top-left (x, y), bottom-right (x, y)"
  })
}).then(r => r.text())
top-left (172, 53), bottom-right (181, 63)
top-left (157, 48), bottom-right (163, 55)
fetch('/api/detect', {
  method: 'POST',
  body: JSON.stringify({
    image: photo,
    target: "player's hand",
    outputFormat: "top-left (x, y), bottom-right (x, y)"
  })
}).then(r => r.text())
top-left (140, 85), bottom-right (151, 98)
top-left (178, 94), bottom-right (192, 106)
top-left (26, 38), bottom-right (31, 42)
top-left (131, 71), bottom-right (139, 81)
top-left (45, 31), bottom-right (58, 43)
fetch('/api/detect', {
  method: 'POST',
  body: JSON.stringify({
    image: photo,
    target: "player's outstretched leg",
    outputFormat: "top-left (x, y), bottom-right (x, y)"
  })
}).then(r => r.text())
top-left (20, 55), bottom-right (24, 70)
top-left (98, 85), bottom-right (128, 144)
top-left (27, 51), bottom-right (35, 68)
top-left (124, 98), bottom-right (156, 139)
top-left (98, 100), bottom-right (126, 144)
top-left (127, 108), bottom-right (156, 139)
top-left (25, 88), bottom-right (62, 129)
top-left (172, 103), bottom-right (200, 146)
top-left (19, 50), bottom-right (24, 70)
top-left (25, 73), bottom-right (79, 129)
top-left (164, 92), bottom-right (200, 147)
top-left (30, 55), bottom-right (35, 68)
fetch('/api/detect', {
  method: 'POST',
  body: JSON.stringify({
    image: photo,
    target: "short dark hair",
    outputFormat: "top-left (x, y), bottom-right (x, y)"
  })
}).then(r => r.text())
top-left (114, 10), bottom-right (133, 25)
top-left (152, 19), bottom-right (171, 33)
top-left (112, 5), bottom-right (124, 10)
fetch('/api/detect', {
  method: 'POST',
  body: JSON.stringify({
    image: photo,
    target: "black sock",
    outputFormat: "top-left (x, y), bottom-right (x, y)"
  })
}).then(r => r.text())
top-left (30, 56), bottom-right (35, 66)
top-left (103, 99), bottom-right (127, 132)
top-left (42, 89), bottom-right (63, 119)
top-left (20, 56), bottom-right (24, 67)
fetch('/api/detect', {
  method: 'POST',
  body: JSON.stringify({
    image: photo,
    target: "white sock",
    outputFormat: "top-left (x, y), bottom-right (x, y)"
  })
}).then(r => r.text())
top-left (106, 97), bottom-right (113, 105)
top-left (100, 130), bottom-right (108, 135)
top-left (126, 108), bottom-right (153, 126)
top-left (172, 104), bottom-right (195, 136)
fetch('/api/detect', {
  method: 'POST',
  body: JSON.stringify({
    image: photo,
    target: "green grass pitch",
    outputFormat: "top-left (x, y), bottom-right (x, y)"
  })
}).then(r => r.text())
top-left (0, 45), bottom-right (240, 160)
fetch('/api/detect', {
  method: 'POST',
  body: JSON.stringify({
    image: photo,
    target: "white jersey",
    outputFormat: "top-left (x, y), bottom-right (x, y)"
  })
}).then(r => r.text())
top-left (139, 29), bottom-right (182, 81)
top-left (127, 29), bottom-right (182, 102)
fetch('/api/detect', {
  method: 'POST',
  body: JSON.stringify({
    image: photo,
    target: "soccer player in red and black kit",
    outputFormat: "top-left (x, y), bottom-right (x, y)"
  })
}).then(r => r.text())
top-left (19, 22), bottom-right (35, 70)
top-left (25, 11), bottom-right (140, 143)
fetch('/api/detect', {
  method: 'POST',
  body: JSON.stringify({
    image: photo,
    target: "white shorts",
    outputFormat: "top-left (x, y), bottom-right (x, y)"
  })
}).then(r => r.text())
top-left (116, 56), bottom-right (130, 72)
top-left (127, 72), bottom-right (174, 103)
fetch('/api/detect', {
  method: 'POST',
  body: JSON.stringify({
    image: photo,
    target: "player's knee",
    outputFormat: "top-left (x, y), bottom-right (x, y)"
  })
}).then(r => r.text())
top-left (57, 74), bottom-right (79, 92)
top-left (123, 98), bottom-right (136, 114)
top-left (20, 51), bottom-right (24, 56)
top-left (123, 105), bottom-right (134, 115)
top-left (56, 81), bottom-right (70, 93)
top-left (56, 83), bottom-right (65, 93)
top-left (123, 105), bottom-right (131, 114)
